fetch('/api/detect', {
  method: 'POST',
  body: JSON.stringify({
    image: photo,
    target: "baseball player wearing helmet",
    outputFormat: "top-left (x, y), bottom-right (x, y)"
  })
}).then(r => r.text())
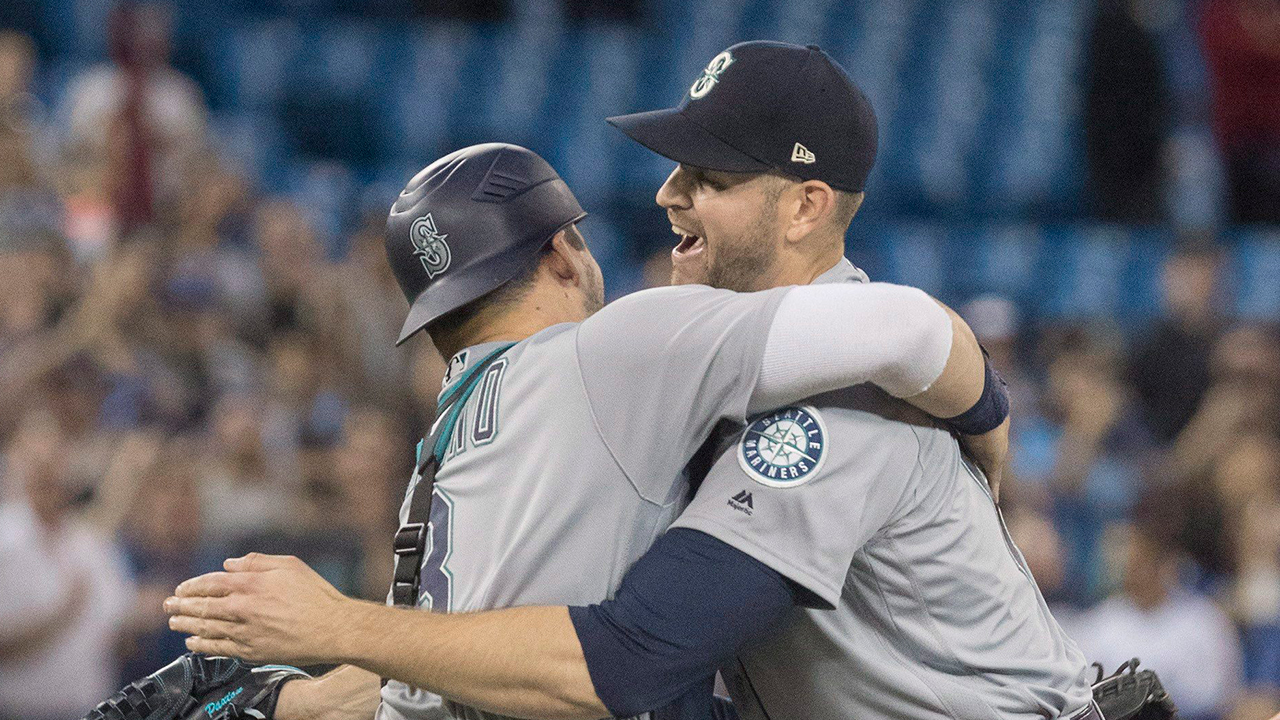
top-left (317, 41), bottom-right (1101, 720)
top-left (151, 123), bottom-right (1002, 720)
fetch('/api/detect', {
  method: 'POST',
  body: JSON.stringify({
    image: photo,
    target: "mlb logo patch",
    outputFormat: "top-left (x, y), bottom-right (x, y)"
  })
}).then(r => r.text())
top-left (443, 350), bottom-right (468, 387)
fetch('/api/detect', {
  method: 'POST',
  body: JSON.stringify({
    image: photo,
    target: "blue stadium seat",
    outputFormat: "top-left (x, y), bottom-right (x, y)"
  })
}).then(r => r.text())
top-left (1061, 225), bottom-right (1127, 318)
top-left (39, 0), bottom-right (111, 64)
top-left (982, 0), bottom-right (1090, 217)
top-left (208, 112), bottom-right (289, 188)
top-left (547, 27), bottom-right (639, 208)
top-left (279, 159), bottom-right (358, 259)
top-left (1231, 229), bottom-right (1280, 319)
top-left (218, 21), bottom-right (302, 110)
top-left (384, 23), bottom-right (476, 163)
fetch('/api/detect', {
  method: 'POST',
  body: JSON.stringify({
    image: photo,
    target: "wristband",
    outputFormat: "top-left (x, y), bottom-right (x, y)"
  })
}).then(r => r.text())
top-left (944, 354), bottom-right (1009, 435)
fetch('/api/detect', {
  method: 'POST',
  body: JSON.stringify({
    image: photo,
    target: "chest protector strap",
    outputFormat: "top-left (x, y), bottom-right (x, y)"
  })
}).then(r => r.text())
top-left (390, 344), bottom-right (514, 608)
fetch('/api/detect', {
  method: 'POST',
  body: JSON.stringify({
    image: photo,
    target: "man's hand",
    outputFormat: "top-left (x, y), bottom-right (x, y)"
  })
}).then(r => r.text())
top-left (165, 553), bottom-right (354, 665)
top-left (959, 417), bottom-right (1009, 501)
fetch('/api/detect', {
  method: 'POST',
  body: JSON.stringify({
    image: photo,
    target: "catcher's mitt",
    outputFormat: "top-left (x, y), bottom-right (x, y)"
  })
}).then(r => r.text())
top-left (1091, 658), bottom-right (1178, 720)
top-left (83, 653), bottom-right (310, 720)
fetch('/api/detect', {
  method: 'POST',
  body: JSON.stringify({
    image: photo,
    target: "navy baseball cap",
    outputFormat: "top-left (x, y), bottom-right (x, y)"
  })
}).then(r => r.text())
top-left (608, 41), bottom-right (878, 192)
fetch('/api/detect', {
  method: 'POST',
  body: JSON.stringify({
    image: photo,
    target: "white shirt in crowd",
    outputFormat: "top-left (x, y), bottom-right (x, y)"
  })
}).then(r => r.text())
top-left (1072, 588), bottom-right (1243, 719)
top-left (0, 501), bottom-right (137, 719)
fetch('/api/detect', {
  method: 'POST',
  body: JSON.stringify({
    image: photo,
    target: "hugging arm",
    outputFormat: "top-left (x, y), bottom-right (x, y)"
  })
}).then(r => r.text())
top-left (750, 282), bottom-right (980, 417)
top-left (260, 531), bottom-right (791, 720)
top-left (753, 283), bottom-right (1008, 484)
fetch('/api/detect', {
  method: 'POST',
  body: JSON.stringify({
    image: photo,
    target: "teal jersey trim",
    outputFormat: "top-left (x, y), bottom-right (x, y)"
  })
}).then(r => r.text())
top-left (431, 343), bottom-right (515, 464)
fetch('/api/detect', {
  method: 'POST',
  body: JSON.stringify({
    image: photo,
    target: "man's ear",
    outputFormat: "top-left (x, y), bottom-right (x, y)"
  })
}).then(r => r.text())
top-left (784, 180), bottom-right (838, 243)
top-left (543, 230), bottom-right (581, 284)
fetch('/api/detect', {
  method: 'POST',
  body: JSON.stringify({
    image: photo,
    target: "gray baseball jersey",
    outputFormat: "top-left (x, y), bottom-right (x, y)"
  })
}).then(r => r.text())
top-left (377, 284), bottom-right (790, 720)
top-left (669, 263), bottom-right (1094, 720)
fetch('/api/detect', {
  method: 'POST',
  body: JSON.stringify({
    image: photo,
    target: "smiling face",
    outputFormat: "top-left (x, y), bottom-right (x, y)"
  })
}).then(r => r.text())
top-left (655, 165), bottom-right (789, 292)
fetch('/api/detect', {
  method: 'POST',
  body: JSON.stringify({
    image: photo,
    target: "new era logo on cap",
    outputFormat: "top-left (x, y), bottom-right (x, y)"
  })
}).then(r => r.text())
top-left (791, 142), bottom-right (816, 164)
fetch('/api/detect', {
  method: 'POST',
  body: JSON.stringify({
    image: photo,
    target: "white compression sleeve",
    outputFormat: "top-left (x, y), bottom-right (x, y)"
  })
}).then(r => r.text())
top-left (749, 283), bottom-right (953, 414)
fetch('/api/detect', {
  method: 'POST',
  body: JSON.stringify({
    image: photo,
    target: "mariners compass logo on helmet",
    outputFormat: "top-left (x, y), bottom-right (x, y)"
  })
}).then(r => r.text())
top-left (738, 406), bottom-right (827, 487)
top-left (689, 50), bottom-right (734, 99)
top-left (410, 212), bottom-right (451, 278)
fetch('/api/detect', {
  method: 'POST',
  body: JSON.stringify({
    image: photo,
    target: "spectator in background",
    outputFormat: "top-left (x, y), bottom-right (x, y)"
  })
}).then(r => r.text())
top-left (0, 32), bottom-right (70, 356)
top-left (1202, 0), bottom-right (1280, 222)
top-left (169, 154), bottom-right (263, 327)
top-left (59, 2), bottom-right (208, 232)
top-left (962, 294), bottom-right (1040, 501)
top-left (0, 30), bottom-right (40, 176)
top-left (1170, 324), bottom-right (1280, 486)
top-left (328, 211), bottom-right (415, 410)
top-left (1015, 328), bottom-right (1155, 599)
top-left (322, 406), bottom-right (405, 599)
top-left (1083, 0), bottom-right (1172, 222)
top-left (252, 198), bottom-right (341, 336)
top-left (0, 411), bottom-right (137, 720)
top-left (198, 393), bottom-right (300, 545)
top-left (1005, 507), bottom-right (1082, 634)
top-left (0, 30), bottom-right (34, 107)
top-left (1073, 510), bottom-right (1243, 720)
top-left (116, 435), bottom-right (220, 684)
top-left (1129, 239), bottom-right (1223, 445)
top-left (1233, 473), bottom-right (1280, 694)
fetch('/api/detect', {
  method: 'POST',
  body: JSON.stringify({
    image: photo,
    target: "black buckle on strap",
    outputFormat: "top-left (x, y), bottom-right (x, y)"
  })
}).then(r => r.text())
top-left (392, 581), bottom-right (418, 607)
top-left (393, 523), bottom-right (427, 555)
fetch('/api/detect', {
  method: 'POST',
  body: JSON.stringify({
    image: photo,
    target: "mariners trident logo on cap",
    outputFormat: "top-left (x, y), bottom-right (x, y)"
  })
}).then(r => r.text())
top-left (410, 213), bottom-right (451, 278)
top-left (689, 50), bottom-right (734, 99)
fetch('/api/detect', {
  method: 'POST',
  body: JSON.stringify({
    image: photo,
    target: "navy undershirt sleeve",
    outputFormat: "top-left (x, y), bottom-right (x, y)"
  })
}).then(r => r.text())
top-left (567, 527), bottom-right (797, 718)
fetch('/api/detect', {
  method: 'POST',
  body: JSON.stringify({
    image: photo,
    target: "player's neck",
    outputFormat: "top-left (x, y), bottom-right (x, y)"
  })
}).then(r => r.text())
top-left (773, 236), bottom-right (846, 287)
top-left (440, 287), bottom-right (590, 360)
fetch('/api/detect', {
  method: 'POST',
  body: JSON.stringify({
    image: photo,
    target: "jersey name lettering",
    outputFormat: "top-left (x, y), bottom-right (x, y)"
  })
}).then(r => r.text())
top-left (443, 359), bottom-right (508, 462)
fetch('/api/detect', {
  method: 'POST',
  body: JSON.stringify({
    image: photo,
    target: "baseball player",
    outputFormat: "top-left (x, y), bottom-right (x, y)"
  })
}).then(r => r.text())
top-left (349, 41), bottom-right (1095, 720)
top-left (145, 42), bottom-right (1179, 720)
top-left (142, 135), bottom-right (1001, 720)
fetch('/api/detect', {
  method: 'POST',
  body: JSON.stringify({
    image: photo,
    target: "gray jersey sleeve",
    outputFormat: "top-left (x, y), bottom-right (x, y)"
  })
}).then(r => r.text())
top-left (669, 386), bottom-right (924, 608)
top-left (575, 285), bottom-right (790, 504)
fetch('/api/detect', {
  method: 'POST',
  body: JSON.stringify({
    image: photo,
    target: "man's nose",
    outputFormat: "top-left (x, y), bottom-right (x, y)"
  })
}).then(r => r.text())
top-left (656, 166), bottom-right (692, 210)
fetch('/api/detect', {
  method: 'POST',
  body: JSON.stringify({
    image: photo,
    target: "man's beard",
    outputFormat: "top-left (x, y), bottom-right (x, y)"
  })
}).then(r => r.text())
top-left (686, 215), bottom-right (780, 293)
top-left (581, 266), bottom-right (606, 315)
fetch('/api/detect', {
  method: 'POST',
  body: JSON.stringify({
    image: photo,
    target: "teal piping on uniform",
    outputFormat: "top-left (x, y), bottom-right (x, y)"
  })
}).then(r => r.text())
top-left (431, 343), bottom-right (514, 464)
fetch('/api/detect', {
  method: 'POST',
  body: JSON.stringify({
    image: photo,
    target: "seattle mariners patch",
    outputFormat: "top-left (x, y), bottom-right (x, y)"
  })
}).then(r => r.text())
top-left (410, 212), bottom-right (451, 278)
top-left (738, 406), bottom-right (827, 487)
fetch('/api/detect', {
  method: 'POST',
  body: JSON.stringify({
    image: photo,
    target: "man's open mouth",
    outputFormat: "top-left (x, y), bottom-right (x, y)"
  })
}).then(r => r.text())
top-left (672, 226), bottom-right (706, 259)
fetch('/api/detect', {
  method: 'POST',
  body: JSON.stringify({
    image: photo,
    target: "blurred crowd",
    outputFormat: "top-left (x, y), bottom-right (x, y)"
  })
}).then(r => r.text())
top-left (1, 2), bottom-right (1279, 720)
top-left (0, 15), bottom-right (442, 720)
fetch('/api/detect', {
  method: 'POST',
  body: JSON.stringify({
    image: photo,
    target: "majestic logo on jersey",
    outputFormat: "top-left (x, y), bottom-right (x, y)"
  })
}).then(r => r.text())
top-left (738, 406), bottom-right (827, 487)
top-left (728, 489), bottom-right (754, 516)
top-left (410, 213), bottom-right (451, 278)
top-left (690, 51), bottom-right (734, 99)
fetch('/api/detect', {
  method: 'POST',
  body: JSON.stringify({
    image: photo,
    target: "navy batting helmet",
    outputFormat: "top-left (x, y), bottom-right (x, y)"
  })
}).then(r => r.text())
top-left (386, 143), bottom-right (587, 346)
